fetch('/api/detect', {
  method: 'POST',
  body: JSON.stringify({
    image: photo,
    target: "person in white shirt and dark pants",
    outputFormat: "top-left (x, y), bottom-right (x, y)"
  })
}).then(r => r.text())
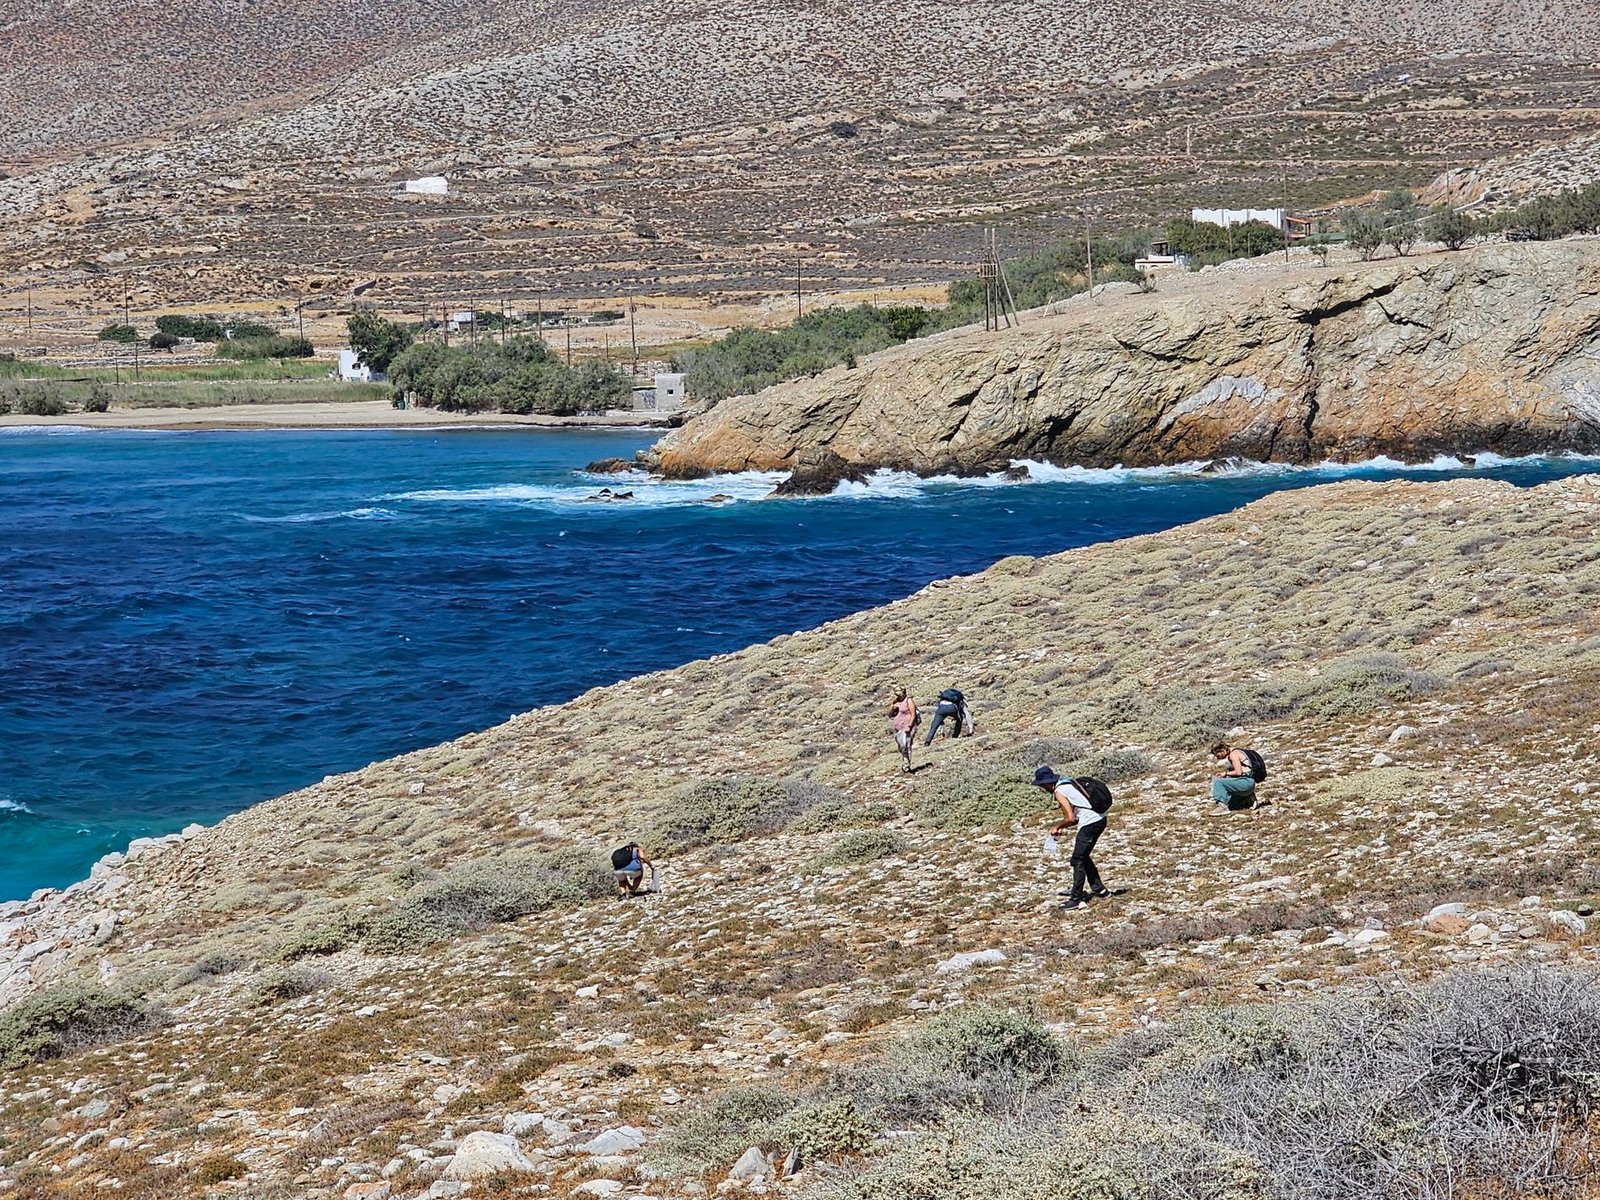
top-left (1033, 765), bottom-right (1111, 911)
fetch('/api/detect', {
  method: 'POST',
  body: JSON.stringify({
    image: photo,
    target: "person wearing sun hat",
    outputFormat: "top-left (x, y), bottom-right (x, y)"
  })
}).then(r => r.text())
top-left (1032, 765), bottom-right (1113, 911)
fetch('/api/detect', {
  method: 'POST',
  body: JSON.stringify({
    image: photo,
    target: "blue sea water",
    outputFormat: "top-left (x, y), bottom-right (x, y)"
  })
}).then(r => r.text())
top-left (1, 425), bottom-right (1595, 901)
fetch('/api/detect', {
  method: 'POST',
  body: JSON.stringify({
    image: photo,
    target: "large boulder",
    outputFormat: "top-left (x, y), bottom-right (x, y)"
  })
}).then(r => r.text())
top-left (441, 1131), bottom-right (542, 1180)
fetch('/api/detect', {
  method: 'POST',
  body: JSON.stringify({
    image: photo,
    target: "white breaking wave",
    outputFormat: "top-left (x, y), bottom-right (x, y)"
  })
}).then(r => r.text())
top-left (241, 506), bottom-right (403, 524)
top-left (0, 799), bottom-right (33, 815)
top-left (384, 469), bottom-right (789, 510)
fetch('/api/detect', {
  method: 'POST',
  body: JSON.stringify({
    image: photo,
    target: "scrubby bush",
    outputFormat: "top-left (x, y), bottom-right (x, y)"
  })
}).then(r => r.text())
top-left (1429, 206), bottom-right (1476, 251)
top-left (1493, 181), bottom-right (1600, 241)
top-left (770, 1098), bottom-right (874, 1161)
top-left (275, 918), bottom-right (365, 962)
top-left (674, 304), bottom-right (933, 405)
top-left (193, 1154), bottom-right (246, 1184)
top-left (896, 1004), bottom-right (1066, 1094)
top-left (920, 764), bottom-right (1051, 829)
top-left (149, 331), bottom-right (180, 351)
top-left (80, 383), bottom-right (111, 413)
top-left (805, 970), bottom-right (1600, 1200)
top-left (155, 314), bottom-right (225, 341)
top-left (363, 850), bottom-right (611, 953)
top-left (655, 1085), bottom-right (795, 1173)
top-left (253, 966), bottom-right (331, 1005)
top-left (347, 310), bottom-right (414, 373)
top-left (15, 391), bottom-right (67, 416)
top-left (0, 984), bottom-right (158, 1068)
top-left (171, 949), bottom-right (247, 987)
top-left (389, 336), bottom-right (630, 414)
top-left (811, 830), bottom-right (902, 869)
top-left (214, 335), bottom-right (313, 360)
top-left (1148, 653), bottom-right (1442, 746)
top-left (98, 323), bottom-right (138, 344)
top-left (648, 776), bottom-right (833, 852)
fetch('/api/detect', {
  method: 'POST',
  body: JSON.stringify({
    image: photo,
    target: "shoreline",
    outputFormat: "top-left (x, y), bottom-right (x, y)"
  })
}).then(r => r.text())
top-left (0, 399), bottom-right (679, 432)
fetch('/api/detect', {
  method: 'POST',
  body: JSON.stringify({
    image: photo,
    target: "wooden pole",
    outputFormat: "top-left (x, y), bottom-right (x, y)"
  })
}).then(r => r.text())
top-left (629, 296), bottom-right (638, 376)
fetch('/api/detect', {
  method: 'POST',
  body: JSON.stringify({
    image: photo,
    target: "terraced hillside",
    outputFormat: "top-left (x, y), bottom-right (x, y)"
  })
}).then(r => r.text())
top-left (5, 474), bottom-right (1600, 1197)
top-left (1, 0), bottom-right (1598, 314)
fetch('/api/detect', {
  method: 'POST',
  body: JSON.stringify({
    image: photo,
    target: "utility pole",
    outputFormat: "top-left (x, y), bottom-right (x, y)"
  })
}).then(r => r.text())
top-left (628, 295), bottom-right (638, 376)
top-left (536, 291), bottom-right (543, 340)
top-left (500, 298), bottom-right (507, 346)
top-left (795, 257), bottom-right (802, 320)
top-left (297, 295), bottom-right (305, 341)
top-left (565, 326), bottom-right (571, 367)
top-left (470, 299), bottom-right (477, 347)
top-left (1087, 228), bottom-right (1098, 300)
top-left (26, 284), bottom-right (32, 337)
top-left (1282, 159), bottom-right (1292, 262)
top-left (443, 301), bottom-right (449, 348)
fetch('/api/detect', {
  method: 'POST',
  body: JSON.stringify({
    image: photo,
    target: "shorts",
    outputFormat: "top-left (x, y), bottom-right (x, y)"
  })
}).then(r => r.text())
top-left (614, 867), bottom-right (643, 885)
top-left (894, 730), bottom-right (912, 753)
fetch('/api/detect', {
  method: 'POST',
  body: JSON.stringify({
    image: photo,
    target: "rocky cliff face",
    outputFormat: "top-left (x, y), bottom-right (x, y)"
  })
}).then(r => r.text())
top-left (645, 240), bottom-right (1600, 479)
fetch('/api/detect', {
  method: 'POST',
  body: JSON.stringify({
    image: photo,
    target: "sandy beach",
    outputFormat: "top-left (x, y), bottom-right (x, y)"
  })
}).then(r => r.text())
top-left (0, 400), bottom-right (678, 432)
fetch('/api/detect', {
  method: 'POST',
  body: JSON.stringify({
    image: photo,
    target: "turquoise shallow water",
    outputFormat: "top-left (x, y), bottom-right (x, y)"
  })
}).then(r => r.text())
top-left (1, 425), bottom-right (1593, 900)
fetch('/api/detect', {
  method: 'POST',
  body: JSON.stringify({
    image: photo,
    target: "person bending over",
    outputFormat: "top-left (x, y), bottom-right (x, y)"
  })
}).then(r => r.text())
top-left (610, 842), bottom-right (653, 896)
top-left (1032, 766), bottom-right (1111, 911)
top-left (922, 686), bottom-right (970, 745)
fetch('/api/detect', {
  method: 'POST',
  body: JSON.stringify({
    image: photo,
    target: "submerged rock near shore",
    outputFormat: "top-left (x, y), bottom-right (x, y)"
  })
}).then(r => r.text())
top-left (642, 239), bottom-right (1600, 481)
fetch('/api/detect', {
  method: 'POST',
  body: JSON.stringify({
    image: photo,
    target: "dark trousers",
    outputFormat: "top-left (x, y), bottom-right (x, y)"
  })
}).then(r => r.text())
top-left (1069, 820), bottom-right (1106, 900)
top-left (922, 701), bottom-right (960, 745)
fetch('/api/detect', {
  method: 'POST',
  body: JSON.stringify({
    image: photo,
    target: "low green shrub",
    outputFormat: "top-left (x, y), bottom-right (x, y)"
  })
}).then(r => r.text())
top-left (648, 776), bottom-right (833, 852)
top-left (920, 765), bottom-right (1052, 829)
top-left (275, 917), bottom-right (366, 962)
top-left (193, 1154), bottom-right (247, 1184)
top-left (896, 1004), bottom-right (1066, 1093)
top-left (1149, 653), bottom-right (1443, 746)
top-left (655, 1085), bottom-right (795, 1173)
top-left (253, 966), bottom-right (331, 1005)
top-left (364, 850), bottom-right (611, 953)
top-left (171, 949), bottom-right (248, 988)
top-left (98, 323), bottom-right (139, 344)
top-left (215, 335), bottom-right (314, 360)
top-left (770, 1097), bottom-right (874, 1161)
top-left (0, 984), bottom-right (158, 1068)
top-left (811, 830), bottom-right (903, 869)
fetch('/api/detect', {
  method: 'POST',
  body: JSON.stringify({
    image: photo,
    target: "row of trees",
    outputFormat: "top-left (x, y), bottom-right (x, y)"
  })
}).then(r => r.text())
top-left (386, 336), bottom-right (632, 415)
top-left (1341, 181), bottom-right (1600, 260)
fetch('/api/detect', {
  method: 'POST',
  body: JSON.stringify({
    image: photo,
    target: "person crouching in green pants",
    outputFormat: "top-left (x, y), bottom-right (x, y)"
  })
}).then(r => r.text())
top-left (1210, 741), bottom-right (1258, 810)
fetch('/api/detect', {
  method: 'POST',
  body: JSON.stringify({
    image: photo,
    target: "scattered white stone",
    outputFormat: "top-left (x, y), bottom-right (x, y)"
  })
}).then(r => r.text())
top-left (502, 1112), bottom-right (545, 1137)
top-left (1548, 909), bottom-right (1587, 937)
top-left (1387, 725), bottom-right (1418, 744)
top-left (580, 1126), bottom-right (645, 1156)
top-left (575, 985), bottom-right (600, 999)
top-left (1351, 929), bottom-right (1389, 946)
top-left (1424, 902), bottom-right (1467, 922)
top-left (1370, 752), bottom-right (1395, 767)
top-left (728, 1147), bottom-right (770, 1182)
top-left (431, 1084), bottom-right (466, 1106)
top-left (1519, 896), bottom-right (1543, 909)
top-left (1466, 923), bottom-right (1493, 944)
top-left (442, 1132), bottom-right (541, 1180)
top-left (574, 1182), bottom-right (625, 1198)
top-left (933, 949), bottom-right (1007, 974)
top-left (180, 823), bottom-right (205, 839)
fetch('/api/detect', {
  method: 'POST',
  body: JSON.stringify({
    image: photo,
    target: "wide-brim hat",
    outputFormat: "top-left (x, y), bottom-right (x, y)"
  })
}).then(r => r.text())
top-left (1032, 765), bottom-right (1060, 788)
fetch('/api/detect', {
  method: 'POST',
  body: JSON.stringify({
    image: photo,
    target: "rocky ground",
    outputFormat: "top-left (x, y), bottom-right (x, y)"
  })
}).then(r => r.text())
top-left (4, 472), bottom-right (1600, 1197)
top-left (643, 236), bottom-right (1600, 479)
top-left (1, 0), bottom-right (1597, 316)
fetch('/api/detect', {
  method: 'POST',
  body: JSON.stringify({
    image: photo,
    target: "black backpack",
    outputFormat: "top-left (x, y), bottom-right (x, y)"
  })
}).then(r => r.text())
top-left (940, 688), bottom-right (965, 705)
top-left (1073, 776), bottom-right (1113, 814)
top-left (1242, 748), bottom-right (1268, 783)
top-left (610, 844), bottom-right (637, 870)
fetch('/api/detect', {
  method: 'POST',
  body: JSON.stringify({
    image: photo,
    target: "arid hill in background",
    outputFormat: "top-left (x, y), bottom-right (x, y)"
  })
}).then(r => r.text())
top-left (1, 0), bottom-right (1597, 314)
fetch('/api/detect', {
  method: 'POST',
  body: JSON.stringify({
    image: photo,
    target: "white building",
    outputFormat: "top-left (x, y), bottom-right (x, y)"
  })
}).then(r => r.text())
top-left (632, 372), bottom-right (687, 413)
top-left (653, 372), bottom-right (685, 412)
top-left (404, 176), bottom-right (449, 196)
top-left (336, 348), bottom-right (383, 384)
top-left (1192, 207), bottom-right (1285, 230)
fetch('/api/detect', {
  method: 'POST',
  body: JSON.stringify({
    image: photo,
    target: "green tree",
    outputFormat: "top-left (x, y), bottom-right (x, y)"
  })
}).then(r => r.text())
top-left (1429, 206), bottom-right (1475, 251)
top-left (1379, 189), bottom-right (1421, 256)
top-left (1343, 213), bottom-right (1385, 261)
top-left (346, 311), bottom-right (415, 374)
top-left (98, 323), bottom-right (138, 344)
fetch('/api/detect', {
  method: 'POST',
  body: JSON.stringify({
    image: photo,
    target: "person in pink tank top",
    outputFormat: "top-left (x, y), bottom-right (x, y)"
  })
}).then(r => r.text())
top-left (888, 686), bottom-right (919, 773)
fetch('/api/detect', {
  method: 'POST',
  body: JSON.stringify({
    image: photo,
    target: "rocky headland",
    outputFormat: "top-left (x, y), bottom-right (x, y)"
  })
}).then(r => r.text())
top-left (642, 239), bottom-right (1600, 485)
top-left (4, 473), bottom-right (1600, 1197)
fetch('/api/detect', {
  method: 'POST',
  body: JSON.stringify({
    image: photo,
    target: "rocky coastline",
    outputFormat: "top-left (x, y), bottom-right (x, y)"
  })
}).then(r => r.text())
top-left (635, 239), bottom-right (1600, 489)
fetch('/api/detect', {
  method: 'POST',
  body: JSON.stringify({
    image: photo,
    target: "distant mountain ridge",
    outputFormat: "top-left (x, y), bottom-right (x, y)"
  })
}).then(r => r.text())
top-left (1, 0), bottom-right (1597, 305)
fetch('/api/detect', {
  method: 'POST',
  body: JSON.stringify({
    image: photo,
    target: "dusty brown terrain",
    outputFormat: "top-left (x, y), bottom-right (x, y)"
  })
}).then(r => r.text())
top-left (1, 0), bottom-right (1597, 319)
top-left (4, 473), bottom-right (1600, 1197)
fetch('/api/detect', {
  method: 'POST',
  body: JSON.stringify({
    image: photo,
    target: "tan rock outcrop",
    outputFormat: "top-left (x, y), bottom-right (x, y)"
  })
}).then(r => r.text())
top-left (646, 239), bottom-right (1600, 479)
